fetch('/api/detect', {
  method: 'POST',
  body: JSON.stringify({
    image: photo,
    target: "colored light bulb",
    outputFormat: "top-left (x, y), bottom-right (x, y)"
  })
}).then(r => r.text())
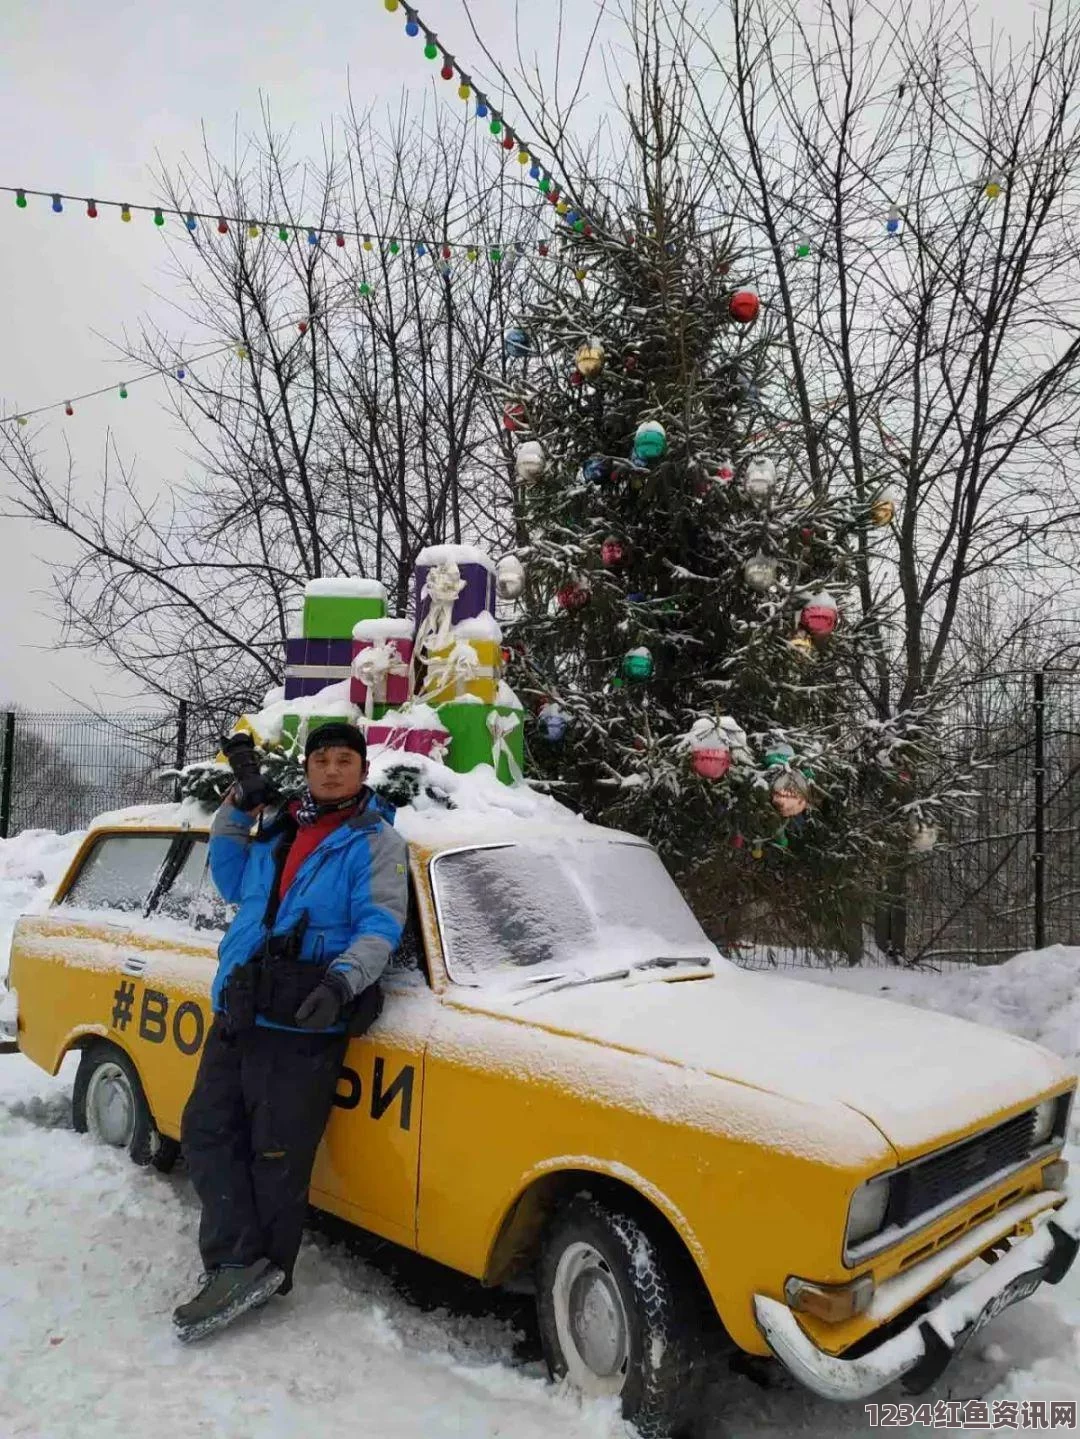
top-left (416, 241), bottom-right (427, 256)
top-left (538, 241), bottom-right (549, 256)
top-left (886, 206), bottom-right (900, 233)
top-left (574, 218), bottom-right (586, 233)
top-left (389, 239), bottom-right (400, 255)
top-left (566, 210), bottom-right (578, 225)
top-left (384, 0), bottom-right (399, 9)
top-left (530, 162), bottom-right (541, 180)
top-left (307, 229), bottom-right (318, 245)
top-left (985, 177), bottom-right (1003, 199)
top-left (278, 225), bottom-right (289, 241)
top-left (359, 282), bottom-right (371, 297)
top-left (556, 201), bottom-right (569, 216)
top-left (518, 150), bottom-right (530, 165)
top-left (502, 134), bottom-right (515, 151)
top-left (476, 99), bottom-right (489, 118)
top-left (458, 82), bottom-right (471, 101)
top-left (15, 190), bottom-right (26, 208)
top-left (176, 368), bottom-right (186, 380)
top-left (440, 262), bottom-right (451, 278)
top-left (185, 213), bottom-right (197, 231)
top-left (575, 267), bottom-right (587, 281)
top-left (490, 247), bottom-right (502, 263)
top-left (363, 235), bottom-right (373, 251)
top-left (52, 194), bottom-right (63, 213)
top-left (441, 244), bottom-right (451, 259)
top-left (489, 117), bottom-right (502, 135)
top-left (236, 344), bottom-right (248, 359)
top-left (16, 415), bottom-right (27, 426)
top-left (466, 247), bottom-right (478, 262)
top-left (335, 231), bottom-right (345, 248)
top-left (121, 205), bottom-right (132, 223)
top-left (298, 320), bottom-right (308, 334)
top-left (441, 63), bottom-right (454, 80)
top-left (538, 176), bottom-right (551, 193)
top-left (248, 223), bottom-right (260, 237)
top-left (424, 40), bottom-right (438, 60)
top-left (65, 403), bottom-right (74, 416)
top-left (796, 236), bottom-right (810, 257)
top-left (87, 200), bottom-right (98, 219)
top-left (119, 385), bottom-right (128, 399)
top-left (405, 17), bottom-right (419, 36)
top-left (154, 208), bottom-right (165, 227)
top-left (217, 216), bottom-right (228, 233)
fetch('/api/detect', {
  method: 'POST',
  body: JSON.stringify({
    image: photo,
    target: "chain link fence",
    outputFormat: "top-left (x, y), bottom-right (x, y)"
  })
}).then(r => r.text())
top-left (1, 675), bottom-right (1077, 966)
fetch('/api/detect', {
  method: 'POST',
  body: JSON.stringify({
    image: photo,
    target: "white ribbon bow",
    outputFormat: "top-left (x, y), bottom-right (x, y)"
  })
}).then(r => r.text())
top-left (423, 640), bottom-right (488, 700)
top-left (487, 709), bottom-right (524, 785)
top-left (352, 640), bottom-right (410, 719)
top-left (412, 560), bottom-right (466, 694)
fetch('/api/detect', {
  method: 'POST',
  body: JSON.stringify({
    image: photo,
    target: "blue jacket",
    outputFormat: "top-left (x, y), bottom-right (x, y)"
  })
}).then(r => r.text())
top-left (208, 791), bottom-right (408, 1031)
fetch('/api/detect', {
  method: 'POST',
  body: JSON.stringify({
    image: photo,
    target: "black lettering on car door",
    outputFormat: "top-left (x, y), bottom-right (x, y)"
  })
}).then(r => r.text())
top-left (171, 1000), bottom-right (205, 1056)
top-left (138, 988), bottom-right (169, 1044)
top-left (333, 1066), bottom-right (363, 1111)
top-left (370, 1057), bottom-right (414, 1131)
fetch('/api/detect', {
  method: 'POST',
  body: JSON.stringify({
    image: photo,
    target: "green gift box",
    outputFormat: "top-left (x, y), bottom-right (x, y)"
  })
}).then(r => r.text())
top-left (437, 701), bottom-right (524, 785)
top-left (302, 578), bottom-right (387, 639)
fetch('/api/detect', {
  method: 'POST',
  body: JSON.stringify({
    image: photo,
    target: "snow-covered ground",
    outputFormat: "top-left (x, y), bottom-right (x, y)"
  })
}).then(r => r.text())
top-left (1, 827), bottom-right (1077, 1437)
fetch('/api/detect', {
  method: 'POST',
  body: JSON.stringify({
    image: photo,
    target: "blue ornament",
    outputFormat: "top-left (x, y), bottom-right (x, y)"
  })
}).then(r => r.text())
top-left (634, 421), bottom-right (667, 461)
top-left (582, 454), bottom-right (613, 483)
top-left (505, 327), bottom-right (531, 358)
top-left (538, 707), bottom-right (567, 743)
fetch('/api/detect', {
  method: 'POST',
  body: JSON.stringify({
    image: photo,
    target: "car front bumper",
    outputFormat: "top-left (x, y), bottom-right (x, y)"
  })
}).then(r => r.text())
top-left (753, 1193), bottom-right (1080, 1400)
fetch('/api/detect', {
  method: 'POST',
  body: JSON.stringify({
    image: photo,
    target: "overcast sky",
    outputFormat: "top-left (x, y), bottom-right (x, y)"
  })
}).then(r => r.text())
top-left (0, 0), bottom-right (612, 711)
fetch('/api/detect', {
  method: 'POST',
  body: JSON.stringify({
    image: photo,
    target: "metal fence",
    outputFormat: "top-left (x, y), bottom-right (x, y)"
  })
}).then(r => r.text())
top-left (1, 674), bottom-right (1077, 966)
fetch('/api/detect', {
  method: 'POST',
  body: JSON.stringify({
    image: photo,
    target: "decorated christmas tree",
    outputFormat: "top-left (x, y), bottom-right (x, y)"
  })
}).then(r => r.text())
top-left (498, 200), bottom-right (935, 945)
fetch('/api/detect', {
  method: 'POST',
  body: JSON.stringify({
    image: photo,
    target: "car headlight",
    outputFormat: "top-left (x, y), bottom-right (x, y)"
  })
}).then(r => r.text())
top-left (1032, 1098), bottom-right (1058, 1146)
top-left (846, 1175), bottom-right (891, 1247)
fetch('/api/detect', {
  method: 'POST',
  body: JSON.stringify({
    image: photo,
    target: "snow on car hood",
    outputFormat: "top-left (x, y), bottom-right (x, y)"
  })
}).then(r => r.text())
top-left (472, 964), bottom-right (1073, 1158)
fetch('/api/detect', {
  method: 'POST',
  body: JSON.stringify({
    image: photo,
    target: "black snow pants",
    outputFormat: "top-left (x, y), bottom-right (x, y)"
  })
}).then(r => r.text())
top-left (181, 1017), bottom-right (348, 1292)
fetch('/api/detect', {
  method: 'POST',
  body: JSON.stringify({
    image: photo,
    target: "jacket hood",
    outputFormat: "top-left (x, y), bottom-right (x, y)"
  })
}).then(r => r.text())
top-left (468, 964), bottom-right (1071, 1160)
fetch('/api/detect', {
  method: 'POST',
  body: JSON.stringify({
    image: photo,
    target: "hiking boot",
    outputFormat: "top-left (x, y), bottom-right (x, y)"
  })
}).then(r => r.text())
top-left (172, 1258), bottom-right (285, 1344)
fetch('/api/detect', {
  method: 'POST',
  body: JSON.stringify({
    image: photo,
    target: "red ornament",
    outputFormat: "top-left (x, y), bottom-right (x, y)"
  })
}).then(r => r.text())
top-left (217, 217), bottom-right (229, 235)
top-left (501, 646), bottom-right (513, 667)
top-left (626, 232), bottom-right (636, 246)
top-left (441, 63), bottom-right (454, 80)
top-left (729, 288), bottom-right (760, 324)
top-left (800, 526), bottom-right (814, 543)
top-left (335, 231), bottom-right (345, 248)
top-left (692, 748), bottom-right (731, 781)
top-left (732, 832), bottom-right (746, 849)
top-left (556, 581), bottom-right (590, 611)
top-left (601, 537), bottom-right (625, 567)
top-left (899, 770), bottom-right (912, 783)
top-left (633, 736), bottom-right (646, 752)
top-left (569, 370), bottom-right (584, 387)
top-left (442, 244), bottom-right (452, 260)
top-left (716, 460), bottom-right (736, 484)
top-left (298, 320), bottom-right (308, 335)
top-left (624, 352), bottom-right (639, 372)
top-left (800, 598), bottom-right (838, 636)
top-left (503, 401), bottom-right (526, 431)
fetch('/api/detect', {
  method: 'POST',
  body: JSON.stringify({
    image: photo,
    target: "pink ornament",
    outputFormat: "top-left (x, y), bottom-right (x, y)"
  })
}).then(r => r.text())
top-left (503, 401), bottom-right (527, 431)
top-left (717, 460), bottom-right (736, 484)
top-left (729, 288), bottom-right (760, 324)
top-left (692, 747), bottom-right (731, 781)
top-left (800, 597), bottom-right (838, 636)
top-left (556, 581), bottom-right (590, 610)
top-left (601, 537), bottom-right (625, 567)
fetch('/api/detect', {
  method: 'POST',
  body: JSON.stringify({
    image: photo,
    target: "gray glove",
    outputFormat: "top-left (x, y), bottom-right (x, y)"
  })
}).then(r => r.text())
top-left (294, 972), bottom-right (351, 1030)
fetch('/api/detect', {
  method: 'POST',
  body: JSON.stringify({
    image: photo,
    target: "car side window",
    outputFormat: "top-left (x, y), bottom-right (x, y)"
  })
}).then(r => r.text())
top-left (59, 834), bottom-right (176, 915)
top-left (153, 836), bottom-right (235, 934)
top-left (385, 888), bottom-right (429, 984)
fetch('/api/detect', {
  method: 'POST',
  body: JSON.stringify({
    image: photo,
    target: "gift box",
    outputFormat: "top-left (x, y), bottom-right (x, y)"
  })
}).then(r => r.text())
top-left (363, 722), bottom-right (449, 759)
top-left (350, 619), bottom-right (415, 716)
top-left (421, 637), bottom-right (501, 706)
top-left (413, 545), bottom-right (496, 644)
top-left (280, 711), bottom-right (358, 756)
top-left (438, 701), bottom-right (524, 785)
top-left (302, 577), bottom-right (387, 640)
top-left (284, 638), bottom-right (355, 700)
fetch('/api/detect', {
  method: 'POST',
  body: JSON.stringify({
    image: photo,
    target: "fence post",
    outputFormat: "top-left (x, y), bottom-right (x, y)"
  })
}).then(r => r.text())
top-left (1033, 670), bottom-right (1046, 950)
top-left (0, 711), bottom-right (15, 839)
top-left (174, 699), bottom-right (189, 802)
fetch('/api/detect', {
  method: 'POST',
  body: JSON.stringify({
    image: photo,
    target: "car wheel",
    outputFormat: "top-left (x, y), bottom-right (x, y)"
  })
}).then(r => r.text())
top-left (72, 1043), bottom-right (174, 1170)
top-left (536, 1193), bottom-right (706, 1439)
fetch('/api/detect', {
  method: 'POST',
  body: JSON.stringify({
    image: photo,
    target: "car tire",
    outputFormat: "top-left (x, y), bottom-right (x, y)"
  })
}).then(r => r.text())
top-left (536, 1192), bottom-right (706, 1439)
top-left (72, 1042), bottom-right (175, 1170)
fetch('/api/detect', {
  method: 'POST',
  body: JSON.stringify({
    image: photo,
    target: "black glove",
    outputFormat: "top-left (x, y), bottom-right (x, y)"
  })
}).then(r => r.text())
top-left (221, 732), bottom-right (274, 813)
top-left (294, 972), bottom-right (351, 1031)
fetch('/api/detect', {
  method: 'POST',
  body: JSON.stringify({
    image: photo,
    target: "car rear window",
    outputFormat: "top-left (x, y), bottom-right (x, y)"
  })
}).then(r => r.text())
top-left (60, 834), bottom-right (175, 914)
top-left (154, 837), bottom-right (233, 933)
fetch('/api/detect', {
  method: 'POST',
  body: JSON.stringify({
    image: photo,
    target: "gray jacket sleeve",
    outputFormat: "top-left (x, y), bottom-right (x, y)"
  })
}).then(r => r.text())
top-left (327, 822), bottom-right (409, 997)
top-left (207, 794), bottom-right (257, 903)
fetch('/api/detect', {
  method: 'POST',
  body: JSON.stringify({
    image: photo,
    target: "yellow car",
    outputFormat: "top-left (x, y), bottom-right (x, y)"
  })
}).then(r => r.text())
top-left (3, 802), bottom-right (1078, 1437)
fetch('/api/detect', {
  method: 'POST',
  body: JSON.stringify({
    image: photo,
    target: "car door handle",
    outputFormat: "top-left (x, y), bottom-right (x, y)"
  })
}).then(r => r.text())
top-left (122, 956), bottom-right (148, 976)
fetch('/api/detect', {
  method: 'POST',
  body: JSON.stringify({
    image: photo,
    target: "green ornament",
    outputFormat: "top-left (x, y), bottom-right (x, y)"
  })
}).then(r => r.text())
top-left (774, 830), bottom-right (790, 849)
top-left (764, 743), bottom-right (795, 768)
top-left (622, 647), bottom-right (654, 682)
top-left (634, 420), bottom-right (667, 461)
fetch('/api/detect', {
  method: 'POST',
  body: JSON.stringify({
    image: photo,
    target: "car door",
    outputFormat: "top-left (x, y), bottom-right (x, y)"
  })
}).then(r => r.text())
top-left (310, 862), bottom-right (437, 1251)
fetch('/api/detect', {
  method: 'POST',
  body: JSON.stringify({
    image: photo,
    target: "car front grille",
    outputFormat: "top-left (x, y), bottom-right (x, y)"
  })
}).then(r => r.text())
top-left (885, 1109), bottom-right (1037, 1230)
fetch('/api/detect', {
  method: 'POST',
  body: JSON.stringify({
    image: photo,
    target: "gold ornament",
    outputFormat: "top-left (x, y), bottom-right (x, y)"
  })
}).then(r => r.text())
top-left (870, 491), bottom-right (896, 526)
top-left (788, 632), bottom-right (816, 660)
top-left (575, 340), bottom-right (605, 378)
top-left (771, 771), bottom-right (810, 818)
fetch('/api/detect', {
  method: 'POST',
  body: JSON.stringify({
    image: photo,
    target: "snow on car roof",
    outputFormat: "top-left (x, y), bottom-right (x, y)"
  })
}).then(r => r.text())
top-left (86, 761), bottom-right (637, 854)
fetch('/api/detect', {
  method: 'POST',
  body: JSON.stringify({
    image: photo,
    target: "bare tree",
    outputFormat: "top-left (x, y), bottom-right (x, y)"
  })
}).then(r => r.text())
top-left (0, 104), bottom-right (530, 730)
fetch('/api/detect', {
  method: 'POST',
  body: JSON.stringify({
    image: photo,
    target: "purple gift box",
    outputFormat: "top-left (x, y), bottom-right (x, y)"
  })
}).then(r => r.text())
top-left (414, 544), bottom-right (496, 633)
top-left (284, 638), bottom-right (355, 700)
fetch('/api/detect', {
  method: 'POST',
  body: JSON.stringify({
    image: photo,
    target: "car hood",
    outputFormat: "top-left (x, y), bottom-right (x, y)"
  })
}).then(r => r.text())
top-left (472, 965), bottom-right (1072, 1158)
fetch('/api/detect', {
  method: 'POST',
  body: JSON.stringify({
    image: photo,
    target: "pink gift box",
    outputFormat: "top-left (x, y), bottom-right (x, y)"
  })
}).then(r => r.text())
top-left (364, 724), bottom-right (448, 758)
top-left (350, 621), bottom-right (415, 712)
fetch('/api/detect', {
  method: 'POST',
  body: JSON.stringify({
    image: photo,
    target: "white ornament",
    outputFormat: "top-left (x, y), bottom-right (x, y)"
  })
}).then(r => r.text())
top-left (496, 555), bottom-right (526, 601)
top-left (515, 441), bottom-right (547, 482)
top-left (743, 456), bottom-right (777, 504)
top-left (744, 553), bottom-right (779, 591)
top-left (909, 821), bottom-right (939, 853)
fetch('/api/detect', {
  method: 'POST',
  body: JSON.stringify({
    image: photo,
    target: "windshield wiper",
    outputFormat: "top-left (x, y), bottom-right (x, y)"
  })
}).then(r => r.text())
top-left (510, 956), bottom-right (711, 1004)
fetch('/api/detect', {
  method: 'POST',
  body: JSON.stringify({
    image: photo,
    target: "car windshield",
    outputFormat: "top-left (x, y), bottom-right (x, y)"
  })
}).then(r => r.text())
top-left (431, 839), bottom-right (715, 986)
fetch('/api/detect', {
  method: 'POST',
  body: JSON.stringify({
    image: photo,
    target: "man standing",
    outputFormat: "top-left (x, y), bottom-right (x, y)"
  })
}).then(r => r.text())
top-left (173, 722), bottom-right (408, 1343)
